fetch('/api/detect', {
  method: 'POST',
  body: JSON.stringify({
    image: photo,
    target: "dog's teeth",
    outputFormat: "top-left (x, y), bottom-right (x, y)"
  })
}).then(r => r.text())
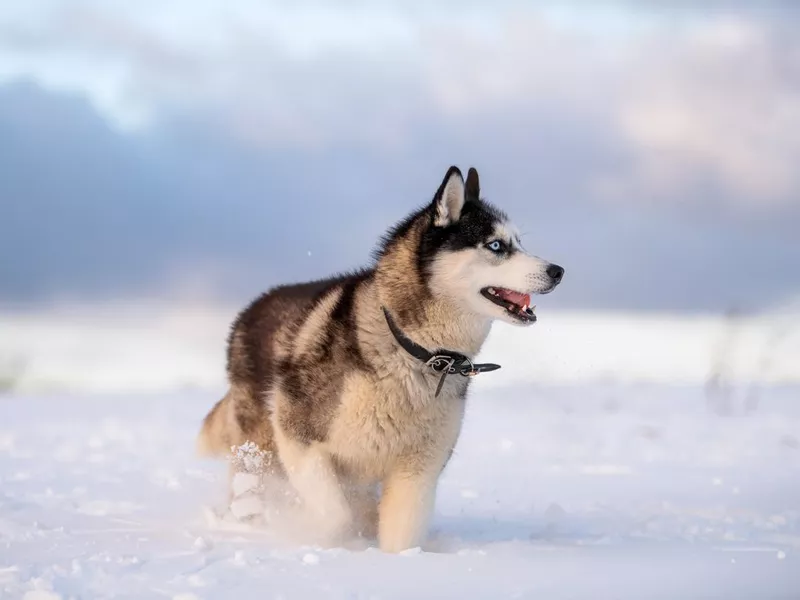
top-left (488, 287), bottom-right (495, 295)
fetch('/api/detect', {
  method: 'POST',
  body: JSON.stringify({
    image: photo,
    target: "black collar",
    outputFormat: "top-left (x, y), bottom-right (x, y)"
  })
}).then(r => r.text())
top-left (381, 306), bottom-right (501, 397)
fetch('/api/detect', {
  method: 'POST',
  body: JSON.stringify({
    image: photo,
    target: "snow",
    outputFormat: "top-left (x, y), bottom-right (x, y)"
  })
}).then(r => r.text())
top-left (1, 302), bottom-right (798, 395)
top-left (1, 303), bottom-right (799, 597)
top-left (2, 382), bottom-right (799, 599)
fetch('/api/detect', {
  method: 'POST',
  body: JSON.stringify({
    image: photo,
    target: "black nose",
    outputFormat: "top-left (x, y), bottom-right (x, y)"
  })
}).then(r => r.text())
top-left (546, 264), bottom-right (564, 283)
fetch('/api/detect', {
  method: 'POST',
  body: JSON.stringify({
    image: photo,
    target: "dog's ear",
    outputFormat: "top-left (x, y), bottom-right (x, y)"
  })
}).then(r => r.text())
top-left (465, 167), bottom-right (480, 201)
top-left (432, 166), bottom-right (465, 227)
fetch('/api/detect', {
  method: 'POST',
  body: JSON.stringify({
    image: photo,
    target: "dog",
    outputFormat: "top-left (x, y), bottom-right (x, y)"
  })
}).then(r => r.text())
top-left (196, 165), bottom-right (564, 552)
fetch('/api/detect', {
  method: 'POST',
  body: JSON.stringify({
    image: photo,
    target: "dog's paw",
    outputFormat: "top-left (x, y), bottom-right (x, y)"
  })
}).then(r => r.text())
top-left (231, 471), bottom-right (261, 497)
top-left (228, 470), bottom-right (267, 523)
top-left (230, 494), bottom-right (265, 522)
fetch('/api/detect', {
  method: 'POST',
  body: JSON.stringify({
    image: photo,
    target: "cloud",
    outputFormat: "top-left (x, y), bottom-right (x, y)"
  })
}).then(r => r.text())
top-left (599, 16), bottom-right (800, 211)
top-left (1, 2), bottom-right (798, 216)
top-left (0, 2), bottom-right (798, 311)
top-left (1, 79), bottom-right (798, 313)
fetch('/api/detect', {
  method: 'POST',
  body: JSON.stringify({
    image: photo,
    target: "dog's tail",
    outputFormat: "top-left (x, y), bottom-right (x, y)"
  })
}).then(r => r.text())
top-left (196, 392), bottom-right (235, 458)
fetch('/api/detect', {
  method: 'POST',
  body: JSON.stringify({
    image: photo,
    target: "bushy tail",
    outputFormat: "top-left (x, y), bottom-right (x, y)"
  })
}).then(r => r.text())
top-left (196, 393), bottom-right (234, 457)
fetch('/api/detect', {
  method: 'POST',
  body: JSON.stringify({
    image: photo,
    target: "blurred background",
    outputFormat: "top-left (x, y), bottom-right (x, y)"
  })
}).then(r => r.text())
top-left (0, 0), bottom-right (798, 394)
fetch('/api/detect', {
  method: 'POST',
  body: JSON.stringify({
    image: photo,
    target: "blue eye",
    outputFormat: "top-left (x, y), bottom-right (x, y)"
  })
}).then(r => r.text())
top-left (486, 240), bottom-right (503, 252)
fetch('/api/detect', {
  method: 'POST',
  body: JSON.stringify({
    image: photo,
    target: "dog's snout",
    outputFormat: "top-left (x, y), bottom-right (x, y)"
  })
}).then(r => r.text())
top-left (546, 264), bottom-right (564, 284)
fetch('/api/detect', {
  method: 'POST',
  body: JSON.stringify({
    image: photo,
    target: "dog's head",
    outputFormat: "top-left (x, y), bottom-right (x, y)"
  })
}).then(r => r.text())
top-left (422, 166), bottom-right (564, 326)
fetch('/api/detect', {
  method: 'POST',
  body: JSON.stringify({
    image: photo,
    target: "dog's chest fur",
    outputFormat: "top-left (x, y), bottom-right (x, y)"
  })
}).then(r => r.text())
top-left (269, 277), bottom-right (491, 482)
top-left (326, 365), bottom-right (469, 481)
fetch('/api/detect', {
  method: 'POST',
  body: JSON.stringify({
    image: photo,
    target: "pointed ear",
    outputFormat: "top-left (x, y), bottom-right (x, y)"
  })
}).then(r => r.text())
top-left (465, 167), bottom-right (480, 200)
top-left (432, 166), bottom-right (465, 227)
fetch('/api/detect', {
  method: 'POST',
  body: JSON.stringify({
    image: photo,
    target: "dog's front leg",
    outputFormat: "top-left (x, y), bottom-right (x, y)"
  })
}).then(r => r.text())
top-left (273, 425), bottom-right (353, 544)
top-left (346, 482), bottom-right (380, 540)
top-left (378, 465), bottom-right (440, 553)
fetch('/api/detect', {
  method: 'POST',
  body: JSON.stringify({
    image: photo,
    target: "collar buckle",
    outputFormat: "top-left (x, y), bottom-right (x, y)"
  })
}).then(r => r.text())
top-left (381, 306), bottom-right (501, 398)
top-left (459, 357), bottom-right (478, 377)
top-left (426, 355), bottom-right (456, 374)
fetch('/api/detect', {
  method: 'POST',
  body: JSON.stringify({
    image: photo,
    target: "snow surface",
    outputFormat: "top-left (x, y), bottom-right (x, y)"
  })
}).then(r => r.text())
top-left (2, 382), bottom-right (799, 599)
top-left (1, 303), bottom-right (799, 597)
top-left (1, 302), bottom-right (799, 394)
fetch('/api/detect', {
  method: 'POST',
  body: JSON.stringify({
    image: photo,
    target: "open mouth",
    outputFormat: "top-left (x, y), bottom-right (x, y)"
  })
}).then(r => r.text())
top-left (480, 287), bottom-right (537, 323)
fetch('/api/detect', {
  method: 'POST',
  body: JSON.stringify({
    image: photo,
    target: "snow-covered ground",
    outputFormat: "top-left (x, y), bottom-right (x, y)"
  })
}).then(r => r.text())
top-left (2, 382), bottom-right (799, 599)
top-left (1, 301), bottom-right (799, 394)
top-left (1, 304), bottom-right (799, 598)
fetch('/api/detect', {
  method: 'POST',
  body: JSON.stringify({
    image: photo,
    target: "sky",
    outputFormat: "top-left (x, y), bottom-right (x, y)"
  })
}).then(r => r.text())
top-left (0, 1), bottom-right (798, 313)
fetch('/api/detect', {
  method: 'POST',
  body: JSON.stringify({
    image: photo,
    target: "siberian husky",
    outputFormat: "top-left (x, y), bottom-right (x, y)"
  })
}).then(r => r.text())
top-left (197, 165), bottom-right (564, 552)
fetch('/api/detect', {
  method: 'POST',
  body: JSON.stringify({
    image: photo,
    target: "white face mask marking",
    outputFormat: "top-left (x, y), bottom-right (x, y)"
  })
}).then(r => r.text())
top-left (429, 219), bottom-right (562, 326)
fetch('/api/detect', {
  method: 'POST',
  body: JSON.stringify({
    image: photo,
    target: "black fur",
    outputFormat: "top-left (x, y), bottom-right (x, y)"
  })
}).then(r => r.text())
top-left (217, 165), bottom-right (510, 447)
top-left (374, 167), bottom-right (510, 297)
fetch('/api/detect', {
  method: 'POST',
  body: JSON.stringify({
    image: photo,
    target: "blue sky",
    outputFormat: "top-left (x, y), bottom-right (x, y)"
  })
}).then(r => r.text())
top-left (1, 1), bottom-right (798, 312)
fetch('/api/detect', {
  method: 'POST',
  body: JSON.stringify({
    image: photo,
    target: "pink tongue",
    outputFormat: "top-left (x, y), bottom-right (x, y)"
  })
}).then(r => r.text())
top-left (499, 290), bottom-right (530, 307)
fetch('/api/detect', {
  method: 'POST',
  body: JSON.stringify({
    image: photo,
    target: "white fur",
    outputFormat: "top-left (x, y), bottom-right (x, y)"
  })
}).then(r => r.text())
top-left (493, 221), bottom-right (523, 250)
top-left (270, 408), bottom-right (355, 544)
top-left (434, 171), bottom-right (466, 227)
top-left (429, 219), bottom-right (556, 325)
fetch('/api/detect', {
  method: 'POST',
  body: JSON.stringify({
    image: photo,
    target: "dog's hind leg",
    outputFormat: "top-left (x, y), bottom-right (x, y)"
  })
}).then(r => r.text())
top-left (197, 386), bottom-right (281, 507)
top-left (197, 385), bottom-right (275, 453)
top-left (196, 389), bottom-right (238, 458)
